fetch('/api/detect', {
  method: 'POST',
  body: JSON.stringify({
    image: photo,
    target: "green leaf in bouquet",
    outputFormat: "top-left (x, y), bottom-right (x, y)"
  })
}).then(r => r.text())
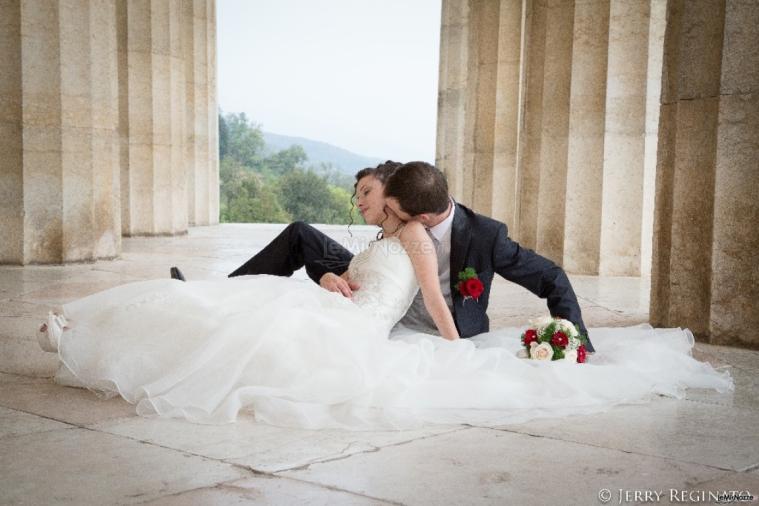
top-left (553, 348), bottom-right (565, 361)
top-left (464, 267), bottom-right (477, 278)
top-left (542, 321), bottom-right (557, 341)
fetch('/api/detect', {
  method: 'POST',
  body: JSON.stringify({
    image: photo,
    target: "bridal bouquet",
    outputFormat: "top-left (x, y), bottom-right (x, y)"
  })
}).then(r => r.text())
top-left (517, 316), bottom-right (589, 363)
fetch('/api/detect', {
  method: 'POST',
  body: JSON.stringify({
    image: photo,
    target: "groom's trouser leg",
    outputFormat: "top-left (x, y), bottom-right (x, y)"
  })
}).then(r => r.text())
top-left (228, 221), bottom-right (353, 283)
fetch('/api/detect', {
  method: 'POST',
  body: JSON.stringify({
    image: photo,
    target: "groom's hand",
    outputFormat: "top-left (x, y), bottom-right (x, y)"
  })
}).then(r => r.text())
top-left (319, 273), bottom-right (360, 298)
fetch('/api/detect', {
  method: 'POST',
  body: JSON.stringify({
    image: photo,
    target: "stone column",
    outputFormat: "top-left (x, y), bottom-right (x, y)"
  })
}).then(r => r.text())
top-left (534, 0), bottom-right (575, 264)
top-left (463, 0), bottom-right (500, 214)
top-left (598, 0), bottom-right (650, 276)
top-left (0, 0), bottom-right (120, 264)
top-left (640, 0), bottom-right (666, 278)
top-left (185, 0), bottom-right (207, 226)
top-left (651, 0), bottom-right (759, 348)
top-left (517, 0), bottom-right (547, 249)
top-left (120, 0), bottom-right (187, 236)
top-left (206, 0), bottom-right (219, 225)
top-left (436, 0), bottom-right (470, 203)
top-left (0, 0), bottom-right (24, 263)
top-left (182, 0), bottom-right (218, 226)
top-left (562, 0), bottom-right (610, 274)
top-left (490, 0), bottom-right (524, 228)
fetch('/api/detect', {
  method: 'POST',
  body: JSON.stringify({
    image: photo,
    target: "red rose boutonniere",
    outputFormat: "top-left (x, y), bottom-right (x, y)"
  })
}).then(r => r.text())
top-left (455, 267), bottom-right (484, 302)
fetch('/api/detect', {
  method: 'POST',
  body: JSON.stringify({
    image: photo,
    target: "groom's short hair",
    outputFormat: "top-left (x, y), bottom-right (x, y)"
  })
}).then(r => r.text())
top-left (384, 161), bottom-right (449, 216)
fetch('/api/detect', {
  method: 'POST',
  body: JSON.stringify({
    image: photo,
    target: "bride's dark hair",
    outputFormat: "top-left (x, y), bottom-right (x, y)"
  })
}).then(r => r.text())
top-left (348, 161), bottom-right (402, 239)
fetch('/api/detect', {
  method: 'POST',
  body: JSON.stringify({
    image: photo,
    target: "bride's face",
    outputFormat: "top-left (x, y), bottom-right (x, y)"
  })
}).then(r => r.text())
top-left (355, 175), bottom-right (388, 226)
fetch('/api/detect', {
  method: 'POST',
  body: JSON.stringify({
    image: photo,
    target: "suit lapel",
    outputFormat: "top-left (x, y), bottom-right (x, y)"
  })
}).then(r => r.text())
top-left (449, 202), bottom-right (471, 293)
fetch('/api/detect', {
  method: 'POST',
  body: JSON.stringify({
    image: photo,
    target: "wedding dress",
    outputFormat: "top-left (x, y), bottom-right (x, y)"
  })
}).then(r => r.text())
top-left (45, 237), bottom-right (733, 430)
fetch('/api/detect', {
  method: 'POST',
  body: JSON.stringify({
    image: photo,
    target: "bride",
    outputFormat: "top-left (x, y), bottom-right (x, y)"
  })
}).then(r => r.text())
top-left (37, 168), bottom-right (734, 430)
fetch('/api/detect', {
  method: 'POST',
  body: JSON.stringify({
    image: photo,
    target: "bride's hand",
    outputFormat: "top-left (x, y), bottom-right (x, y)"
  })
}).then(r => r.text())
top-left (319, 272), bottom-right (360, 298)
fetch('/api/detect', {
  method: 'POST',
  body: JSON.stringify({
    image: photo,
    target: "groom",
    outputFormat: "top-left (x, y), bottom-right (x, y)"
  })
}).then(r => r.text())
top-left (222, 160), bottom-right (595, 353)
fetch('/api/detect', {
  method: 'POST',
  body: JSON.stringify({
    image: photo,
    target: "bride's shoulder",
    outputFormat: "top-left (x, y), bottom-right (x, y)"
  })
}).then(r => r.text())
top-left (398, 221), bottom-right (426, 238)
top-left (396, 221), bottom-right (431, 251)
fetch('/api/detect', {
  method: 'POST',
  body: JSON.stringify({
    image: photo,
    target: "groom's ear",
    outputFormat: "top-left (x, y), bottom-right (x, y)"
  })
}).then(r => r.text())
top-left (414, 213), bottom-right (432, 226)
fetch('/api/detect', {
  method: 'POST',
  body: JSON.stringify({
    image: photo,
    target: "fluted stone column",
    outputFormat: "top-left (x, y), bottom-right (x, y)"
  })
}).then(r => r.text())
top-left (436, 0), bottom-right (469, 204)
top-left (206, 0), bottom-right (219, 224)
top-left (598, 0), bottom-right (651, 276)
top-left (517, 0), bottom-right (547, 250)
top-left (185, 0), bottom-right (206, 225)
top-left (462, 0), bottom-right (500, 213)
top-left (489, 0), bottom-right (524, 228)
top-left (0, 0), bottom-right (120, 264)
top-left (563, 0), bottom-right (610, 274)
top-left (182, 0), bottom-right (218, 226)
top-left (639, 0), bottom-right (666, 279)
top-left (651, 0), bottom-right (759, 347)
top-left (120, 0), bottom-right (187, 236)
top-left (0, 0), bottom-right (24, 263)
top-left (534, 0), bottom-right (575, 264)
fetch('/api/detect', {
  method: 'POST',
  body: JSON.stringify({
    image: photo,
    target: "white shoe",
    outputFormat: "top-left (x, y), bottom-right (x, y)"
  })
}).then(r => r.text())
top-left (37, 311), bottom-right (68, 353)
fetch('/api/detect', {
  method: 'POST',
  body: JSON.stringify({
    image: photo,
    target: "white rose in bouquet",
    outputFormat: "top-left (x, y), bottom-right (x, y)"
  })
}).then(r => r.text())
top-left (553, 318), bottom-right (579, 338)
top-left (530, 342), bottom-right (554, 361)
top-left (529, 316), bottom-right (555, 333)
top-left (563, 349), bottom-right (578, 363)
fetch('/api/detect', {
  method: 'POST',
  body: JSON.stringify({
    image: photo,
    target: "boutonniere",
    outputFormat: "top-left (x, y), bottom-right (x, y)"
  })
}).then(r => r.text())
top-left (455, 267), bottom-right (484, 302)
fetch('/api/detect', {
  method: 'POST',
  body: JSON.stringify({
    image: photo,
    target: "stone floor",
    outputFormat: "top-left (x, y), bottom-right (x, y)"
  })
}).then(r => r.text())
top-left (1, 224), bottom-right (757, 505)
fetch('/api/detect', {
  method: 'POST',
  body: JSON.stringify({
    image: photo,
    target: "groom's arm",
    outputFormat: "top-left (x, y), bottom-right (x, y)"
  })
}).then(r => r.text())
top-left (491, 223), bottom-right (592, 349)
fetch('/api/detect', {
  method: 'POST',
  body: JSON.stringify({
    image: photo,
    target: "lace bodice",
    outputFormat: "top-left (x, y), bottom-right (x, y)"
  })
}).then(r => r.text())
top-left (347, 237), bottom-right (419, 334)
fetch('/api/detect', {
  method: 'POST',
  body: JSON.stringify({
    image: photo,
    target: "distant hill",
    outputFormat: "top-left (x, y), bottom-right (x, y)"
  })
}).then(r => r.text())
top-left (262, 131), bottom-right (384, 175)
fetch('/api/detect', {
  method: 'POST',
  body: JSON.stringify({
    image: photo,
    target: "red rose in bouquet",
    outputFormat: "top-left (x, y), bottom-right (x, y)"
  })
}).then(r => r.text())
top-left (550, 331), bottom-right (568, 348)
top-left (577, 345), bottom-right (587, 363)
top-left (522, 328), bottom-right (538, 347)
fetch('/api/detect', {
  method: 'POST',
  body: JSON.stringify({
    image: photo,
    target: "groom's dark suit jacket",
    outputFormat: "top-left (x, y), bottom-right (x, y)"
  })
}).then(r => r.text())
top-left (447, 203), bottom-right (592, 352)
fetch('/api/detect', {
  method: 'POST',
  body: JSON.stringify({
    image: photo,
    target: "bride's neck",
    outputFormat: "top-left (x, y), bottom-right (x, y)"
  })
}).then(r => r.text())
top-left (380, 215), bottom-right (404, 237)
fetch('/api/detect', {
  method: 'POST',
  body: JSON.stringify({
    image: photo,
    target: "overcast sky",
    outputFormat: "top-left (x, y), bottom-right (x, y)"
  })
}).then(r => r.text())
top-left (217, 0), bottom-right (442, 163)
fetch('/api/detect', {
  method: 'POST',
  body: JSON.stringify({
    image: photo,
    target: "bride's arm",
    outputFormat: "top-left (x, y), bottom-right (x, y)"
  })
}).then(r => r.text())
top-left (399, 222), bottom-right (460, 341)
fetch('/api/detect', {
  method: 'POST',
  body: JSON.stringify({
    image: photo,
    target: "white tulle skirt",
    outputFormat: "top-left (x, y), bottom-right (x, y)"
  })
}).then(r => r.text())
top-left (53, 277), bottom-right (734, 430)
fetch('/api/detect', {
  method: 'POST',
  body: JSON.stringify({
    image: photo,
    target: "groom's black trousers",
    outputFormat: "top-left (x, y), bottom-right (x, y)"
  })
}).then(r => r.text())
top-left (228, 222), bottom-right (353, 283)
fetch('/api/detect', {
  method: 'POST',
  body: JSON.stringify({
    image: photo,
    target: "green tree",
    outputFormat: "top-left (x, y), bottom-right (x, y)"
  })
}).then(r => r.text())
top-left (224, 112), bottom-right (265, 168)
top-left (218, 112), bottom-right (229, 159)
top-left (325, 186), bottom-right (353, 224)
top-left (277, 169), bottom-right (351, 224)
top-left (220, 158), bottom-right (290, 223)
top-left (311, 161), bottom-right (355, 191)
top-left (264, 145), bottom-right (307, 175)
top-left (218, 111), bottom-right (358, 225)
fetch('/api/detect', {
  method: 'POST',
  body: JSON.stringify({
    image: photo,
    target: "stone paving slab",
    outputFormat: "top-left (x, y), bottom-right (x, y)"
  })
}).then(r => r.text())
top-left (138, 475), bottom-right (396, 506)
top-left (488, 397), bottom-right (759, 472)
top-left (0, 375), bottom-right (137, 426)
top-left (0, 405), bottom-right (73, 439)
top-left (0, 428), bottom-right (251, 505)
top-left (90, 414), bottom-right (464, 474)
top-left (280, 427), bottom-right (731, 506)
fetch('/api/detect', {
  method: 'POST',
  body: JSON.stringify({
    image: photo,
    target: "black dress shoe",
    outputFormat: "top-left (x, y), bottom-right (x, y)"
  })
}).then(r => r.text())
top-left (170, 266), bottom-right (186, 281)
